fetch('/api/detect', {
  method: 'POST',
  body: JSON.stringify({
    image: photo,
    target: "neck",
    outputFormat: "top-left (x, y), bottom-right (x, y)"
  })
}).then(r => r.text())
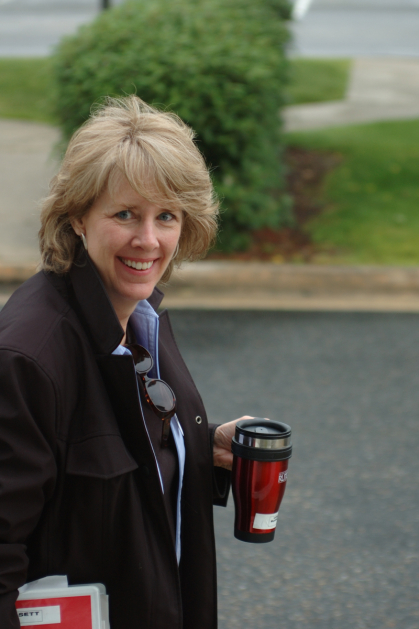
top-left (113, 306), bottom-right (135, 346)
top-left (106, 290), bottom-right (155, 347)
top-left (118, 315), bottom-right (130, 345)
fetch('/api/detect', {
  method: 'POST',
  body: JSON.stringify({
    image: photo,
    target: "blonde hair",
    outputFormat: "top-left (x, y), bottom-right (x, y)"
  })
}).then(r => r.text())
top-left (39, 96), bottom-right (219, 282)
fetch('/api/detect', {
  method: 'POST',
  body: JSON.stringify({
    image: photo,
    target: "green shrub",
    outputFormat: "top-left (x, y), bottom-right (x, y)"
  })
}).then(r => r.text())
top-left (53, 0), bottom-right (291, 250)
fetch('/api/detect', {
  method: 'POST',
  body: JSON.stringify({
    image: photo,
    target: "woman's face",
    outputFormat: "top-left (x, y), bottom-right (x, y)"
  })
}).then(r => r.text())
top-left (73, 177), bottom-right (182, 320)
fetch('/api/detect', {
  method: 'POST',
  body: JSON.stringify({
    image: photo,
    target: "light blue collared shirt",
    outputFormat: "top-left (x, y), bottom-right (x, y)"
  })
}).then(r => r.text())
top-left (112, 300), bottom-right (185, 563)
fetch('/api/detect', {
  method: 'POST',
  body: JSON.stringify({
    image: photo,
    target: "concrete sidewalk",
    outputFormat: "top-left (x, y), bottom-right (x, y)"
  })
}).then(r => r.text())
top-left (284, 57), bottom-right (419, 131)
top-left (1, 57), bottom-right (419, 310)
top-left (0, 118), bottom-right (59, 268)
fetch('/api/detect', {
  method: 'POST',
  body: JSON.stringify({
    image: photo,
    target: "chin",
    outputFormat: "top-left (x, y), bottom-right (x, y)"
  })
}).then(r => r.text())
top-left (129, 286), bottom-right (155, 303)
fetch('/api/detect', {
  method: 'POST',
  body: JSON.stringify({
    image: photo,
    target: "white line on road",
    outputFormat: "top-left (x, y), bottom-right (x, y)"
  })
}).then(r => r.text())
top-left (292, 0), bottom-right (314, 20)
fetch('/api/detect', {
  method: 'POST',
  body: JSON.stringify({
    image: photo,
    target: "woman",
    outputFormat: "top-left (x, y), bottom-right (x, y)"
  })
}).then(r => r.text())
top-left (0, 96), bottom-right (248, 628)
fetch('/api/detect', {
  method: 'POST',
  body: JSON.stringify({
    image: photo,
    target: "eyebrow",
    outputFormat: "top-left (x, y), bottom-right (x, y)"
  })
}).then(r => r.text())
top-left (117, 203), bottom-right (140, 211)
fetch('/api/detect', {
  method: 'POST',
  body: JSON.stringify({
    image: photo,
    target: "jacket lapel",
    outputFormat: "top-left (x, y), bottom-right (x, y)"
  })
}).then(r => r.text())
top-left (69, 247), bottom-right (124, 355)
top-left (67, 248), bottom-right (164, 475)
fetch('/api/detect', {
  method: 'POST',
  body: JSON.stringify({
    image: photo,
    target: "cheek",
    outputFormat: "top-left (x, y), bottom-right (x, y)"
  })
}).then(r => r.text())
top-left (92, 226), bottom-right (126, 257)
top-left (170, 230), bottom-right (181, 246)
top-left (169, 223), bottom-right (182, 247)
top-left (166, 236), bottom-right (180, 256)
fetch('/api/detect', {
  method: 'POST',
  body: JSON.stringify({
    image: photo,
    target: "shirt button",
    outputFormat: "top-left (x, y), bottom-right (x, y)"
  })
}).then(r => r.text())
top-left (195, 416), bottom-right (202, 425)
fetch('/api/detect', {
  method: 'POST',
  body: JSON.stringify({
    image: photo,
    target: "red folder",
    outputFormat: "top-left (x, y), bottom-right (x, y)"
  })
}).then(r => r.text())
top-left (16, 595), bottom-right (92, 628)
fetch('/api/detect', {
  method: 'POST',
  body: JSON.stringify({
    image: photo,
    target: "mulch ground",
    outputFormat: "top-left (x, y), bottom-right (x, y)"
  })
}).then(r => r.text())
top-left (207, 147), bottom-right (342, 262)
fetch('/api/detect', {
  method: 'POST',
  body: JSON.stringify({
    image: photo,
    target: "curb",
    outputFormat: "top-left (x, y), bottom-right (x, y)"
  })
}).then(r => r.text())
top-left (168, 262), bottom-right (419, 293)
top-left (163, 262), bottom-right (419, 311)
top-left (2, 262), bottom-right (419, 312)
top-left (0, 265), bottom-right (38, 283)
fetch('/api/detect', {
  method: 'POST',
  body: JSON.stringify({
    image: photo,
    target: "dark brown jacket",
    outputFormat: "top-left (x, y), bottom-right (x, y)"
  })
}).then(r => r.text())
top-left (0, 251), bottom-right (230, 629)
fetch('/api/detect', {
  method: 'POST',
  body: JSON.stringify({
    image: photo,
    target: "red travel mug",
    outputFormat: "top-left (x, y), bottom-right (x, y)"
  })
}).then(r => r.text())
top-left (231, 419), bottom-right (292, 543)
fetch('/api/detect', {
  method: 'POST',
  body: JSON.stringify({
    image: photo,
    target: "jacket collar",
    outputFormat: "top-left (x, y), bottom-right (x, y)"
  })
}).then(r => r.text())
top-left (147, 285), bottom-right (165, 311)
top-left (68, 247), bottom-right (164, 355)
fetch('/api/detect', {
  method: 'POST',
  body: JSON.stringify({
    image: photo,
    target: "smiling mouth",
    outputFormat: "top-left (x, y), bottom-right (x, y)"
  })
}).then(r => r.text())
top-left (121, 258), bottom-right (154, 271)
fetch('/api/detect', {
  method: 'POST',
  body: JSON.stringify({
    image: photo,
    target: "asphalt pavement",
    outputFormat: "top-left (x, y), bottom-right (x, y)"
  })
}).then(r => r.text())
top-left (0, 0), bottom-right (101, 57)
top-left (1, 0), bottom-right (419, 58)
top-left (170, 309), bottom-right (419, 629)
top-left (290, 0), bottom-right (419, 58)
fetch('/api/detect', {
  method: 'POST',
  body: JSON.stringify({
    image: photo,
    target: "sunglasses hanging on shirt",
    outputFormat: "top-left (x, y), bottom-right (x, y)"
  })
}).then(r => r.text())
top-left (125, 342), bottom-right (176, 448)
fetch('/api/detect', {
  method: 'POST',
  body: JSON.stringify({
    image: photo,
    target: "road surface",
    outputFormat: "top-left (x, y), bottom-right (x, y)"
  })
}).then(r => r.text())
top-left (170, 309), bottom-right (419, 629)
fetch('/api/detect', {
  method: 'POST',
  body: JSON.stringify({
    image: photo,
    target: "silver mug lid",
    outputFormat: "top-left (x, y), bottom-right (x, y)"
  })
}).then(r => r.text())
top-left (235, 418), bottom-right (292, 450)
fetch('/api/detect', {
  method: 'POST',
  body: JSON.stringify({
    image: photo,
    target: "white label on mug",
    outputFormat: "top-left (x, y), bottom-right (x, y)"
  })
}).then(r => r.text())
top-left (278, 471), bottom-right (288, 483)
top-left (17, 606), bottom-right (61, 625)
top-left (253, 512), bottom-right (278, 530)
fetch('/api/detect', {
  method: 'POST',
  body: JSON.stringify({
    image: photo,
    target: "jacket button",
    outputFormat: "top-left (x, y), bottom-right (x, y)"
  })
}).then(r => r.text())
top-left (195, 416), bottom-right (202, 425)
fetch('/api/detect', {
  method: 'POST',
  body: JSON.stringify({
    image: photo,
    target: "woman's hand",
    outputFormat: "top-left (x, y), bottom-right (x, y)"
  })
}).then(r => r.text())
top-left (213, 416), bottom-right (255, 470)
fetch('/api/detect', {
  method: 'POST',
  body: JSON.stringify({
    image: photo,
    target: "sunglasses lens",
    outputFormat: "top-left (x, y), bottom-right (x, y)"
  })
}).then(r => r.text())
top-left (135, 348), bottom-right (153, 374)
top-left (146, 380), bottom-right (175, 414)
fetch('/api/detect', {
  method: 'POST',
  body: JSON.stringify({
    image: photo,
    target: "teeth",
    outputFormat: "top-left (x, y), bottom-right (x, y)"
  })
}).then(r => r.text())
top-left (122, 259), bottom-right (153, 271)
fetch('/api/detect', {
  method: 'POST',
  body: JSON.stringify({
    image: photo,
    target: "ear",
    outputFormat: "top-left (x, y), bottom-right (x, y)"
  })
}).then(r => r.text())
top-left (70, 217), bottom-right (86, 237)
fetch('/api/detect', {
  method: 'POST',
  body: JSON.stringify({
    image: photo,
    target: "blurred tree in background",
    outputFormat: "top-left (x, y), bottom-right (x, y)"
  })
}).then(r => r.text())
top-left (53, 0), bottom-right (292, 251)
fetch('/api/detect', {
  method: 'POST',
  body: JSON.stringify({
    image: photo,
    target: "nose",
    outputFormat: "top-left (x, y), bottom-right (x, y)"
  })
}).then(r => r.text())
top-left (131, 217), bottom-right (159, 251)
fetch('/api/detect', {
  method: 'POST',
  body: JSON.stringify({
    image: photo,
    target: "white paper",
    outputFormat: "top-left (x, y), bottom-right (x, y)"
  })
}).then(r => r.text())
top-left (253, 512), bottom-right (278, 530)
top-left (18, 576), bottom-right (68, 595)
top-left (17, 605), bottom-right (61, 626)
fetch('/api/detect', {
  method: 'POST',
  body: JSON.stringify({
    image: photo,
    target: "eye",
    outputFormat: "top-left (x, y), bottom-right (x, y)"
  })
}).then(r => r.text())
top-left (116, 209), bottom-right (133, 220)
top-left (158, 211), bottom-right (175, 222)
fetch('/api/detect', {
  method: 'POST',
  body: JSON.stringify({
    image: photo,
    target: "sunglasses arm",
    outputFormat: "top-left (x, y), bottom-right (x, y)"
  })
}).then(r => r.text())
top-left (161, 414), bottom-right (174, 448)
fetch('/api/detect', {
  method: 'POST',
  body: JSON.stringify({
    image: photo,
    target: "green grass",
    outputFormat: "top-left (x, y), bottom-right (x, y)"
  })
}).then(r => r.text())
top-left (286, 58), bottom-right (351, 105)
top-left (0, 56), bottom-right (350, 124)
top-left (0, 58), bottom-right (57, 124)
top-left (287, 119), bottom-right (419, 265)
